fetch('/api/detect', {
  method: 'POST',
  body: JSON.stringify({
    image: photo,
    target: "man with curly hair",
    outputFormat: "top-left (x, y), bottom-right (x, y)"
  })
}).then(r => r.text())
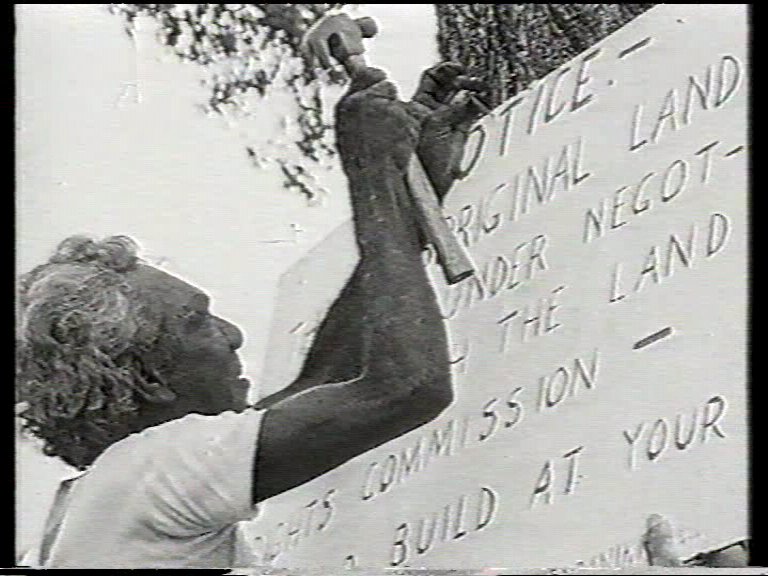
top-left (16, 43), bottom-right (487, 567)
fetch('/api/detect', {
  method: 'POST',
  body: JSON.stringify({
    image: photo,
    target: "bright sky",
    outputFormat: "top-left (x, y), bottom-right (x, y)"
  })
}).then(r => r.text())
top-left (15, 2), bottom-right (438, 556)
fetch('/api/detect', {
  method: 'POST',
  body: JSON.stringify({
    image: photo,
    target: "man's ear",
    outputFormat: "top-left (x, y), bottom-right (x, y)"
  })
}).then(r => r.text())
top-left (123, 355), bottom-right (178, 404)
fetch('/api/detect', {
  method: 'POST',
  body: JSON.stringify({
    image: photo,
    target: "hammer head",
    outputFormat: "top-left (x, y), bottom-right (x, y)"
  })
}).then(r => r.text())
top-left (354, 16), bottom-right (378, 38)
top-left (302, 13), bottom-right (378, 70)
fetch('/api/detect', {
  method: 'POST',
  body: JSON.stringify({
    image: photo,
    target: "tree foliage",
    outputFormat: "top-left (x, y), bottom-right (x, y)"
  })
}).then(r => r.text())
top-left (435, 4), bottom-right (655, 108)
top-left (110, 4), bottom-right (655, 199)
top-left (110, 3), bottom-right (348, 199)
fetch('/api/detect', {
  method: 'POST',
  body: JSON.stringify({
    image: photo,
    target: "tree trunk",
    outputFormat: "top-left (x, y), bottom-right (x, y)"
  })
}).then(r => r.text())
top-left (435, 4), bottom-right (655, 108)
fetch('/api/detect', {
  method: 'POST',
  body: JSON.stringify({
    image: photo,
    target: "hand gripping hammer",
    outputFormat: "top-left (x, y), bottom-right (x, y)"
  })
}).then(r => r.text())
top-left (302, 13), bottom-right (479, 285)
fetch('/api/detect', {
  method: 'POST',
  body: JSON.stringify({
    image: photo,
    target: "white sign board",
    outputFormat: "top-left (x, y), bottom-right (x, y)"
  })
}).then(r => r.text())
top-left (251, 4), bottom-right (748, 569)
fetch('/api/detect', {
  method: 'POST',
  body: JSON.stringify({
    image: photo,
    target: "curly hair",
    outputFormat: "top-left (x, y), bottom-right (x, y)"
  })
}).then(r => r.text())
top-left (16, 235), bottom-right (166, 470)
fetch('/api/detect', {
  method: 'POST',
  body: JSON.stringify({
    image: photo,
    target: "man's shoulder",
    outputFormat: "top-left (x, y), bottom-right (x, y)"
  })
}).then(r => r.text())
top-left (92, 409), bottom-right (265, 474)
top-left (77, 408), bottom-right (264, 525)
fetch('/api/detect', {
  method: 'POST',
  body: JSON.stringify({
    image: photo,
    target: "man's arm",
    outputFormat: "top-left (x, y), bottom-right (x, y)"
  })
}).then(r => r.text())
top-left (252, 64), bottom-right (460, 504)
top-left (253, 366), bottom-right (452, 502)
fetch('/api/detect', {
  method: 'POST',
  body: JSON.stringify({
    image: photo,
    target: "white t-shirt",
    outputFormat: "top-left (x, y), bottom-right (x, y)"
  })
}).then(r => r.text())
top-left (22, 409), bottom-right (265, 569)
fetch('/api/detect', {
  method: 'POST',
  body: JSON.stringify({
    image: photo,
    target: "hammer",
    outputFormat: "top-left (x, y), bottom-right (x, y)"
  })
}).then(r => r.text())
top-left (302, 13), bottom-right (478, 285)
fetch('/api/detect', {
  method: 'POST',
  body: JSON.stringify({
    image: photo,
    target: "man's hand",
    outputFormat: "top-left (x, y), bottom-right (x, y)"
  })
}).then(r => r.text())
top-left (644, 514), bottom-right (683, 567)
top-left (335, 66), bottom-right (422, 173)
top-left (335, 61), bottom-right (489, 188)
top-left (643, 514), bottom-right (750, 567)
top-left (410, 63), bottom-right (489, 200)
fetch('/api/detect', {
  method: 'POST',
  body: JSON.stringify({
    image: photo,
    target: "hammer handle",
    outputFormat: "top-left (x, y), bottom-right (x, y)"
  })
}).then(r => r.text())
top-left (406, 155), bottom-right (475, 285)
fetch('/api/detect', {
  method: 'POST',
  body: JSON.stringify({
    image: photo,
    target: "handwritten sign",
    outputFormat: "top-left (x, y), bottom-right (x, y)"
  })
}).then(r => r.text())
top-left (252, 5), bottom-right (748, 569)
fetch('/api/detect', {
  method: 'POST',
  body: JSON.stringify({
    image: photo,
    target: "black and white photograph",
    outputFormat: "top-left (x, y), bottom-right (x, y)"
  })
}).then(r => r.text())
top-left (15, 4), bottom-right (751, 572)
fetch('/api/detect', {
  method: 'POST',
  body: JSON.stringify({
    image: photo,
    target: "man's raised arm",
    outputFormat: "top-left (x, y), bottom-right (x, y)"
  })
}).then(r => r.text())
top-left (252, 64), bottom-right (458, 503)
top-left (251, 12), bottom-right (489, 503)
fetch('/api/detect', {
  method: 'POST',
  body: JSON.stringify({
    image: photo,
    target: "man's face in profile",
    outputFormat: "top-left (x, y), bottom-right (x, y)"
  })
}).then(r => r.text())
top-left (126, 264), bottom-right (251, 414)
